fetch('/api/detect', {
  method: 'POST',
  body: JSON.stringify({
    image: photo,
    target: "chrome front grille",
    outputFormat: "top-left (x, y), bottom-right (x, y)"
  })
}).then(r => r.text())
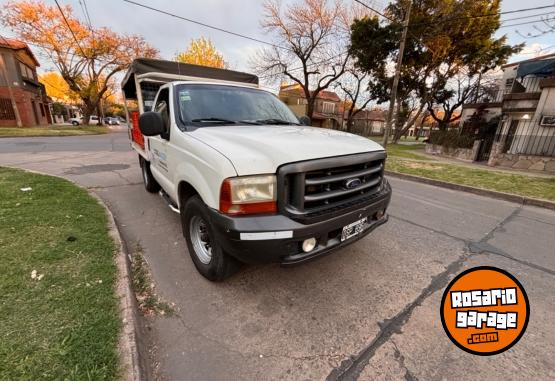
top-left (278, 152), bottom-right (386, 223)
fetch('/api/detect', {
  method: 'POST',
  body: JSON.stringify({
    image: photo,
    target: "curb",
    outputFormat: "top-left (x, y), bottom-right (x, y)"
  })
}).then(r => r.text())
top-left (93, 194), bottom-right (142, 381)
top-left (386, 171), bottom-right (555, 211)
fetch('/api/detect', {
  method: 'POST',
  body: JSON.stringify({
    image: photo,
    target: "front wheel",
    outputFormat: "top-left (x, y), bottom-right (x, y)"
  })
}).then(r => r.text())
top-left (139, 156), bottom-right (161, 193)
top-left (181, 195), bottom-right (240, 281)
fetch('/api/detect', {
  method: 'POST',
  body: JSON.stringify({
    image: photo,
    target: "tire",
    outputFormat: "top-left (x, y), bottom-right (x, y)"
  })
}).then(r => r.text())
top-left (72, 121), bottom-right (79, 126)
top-left (181, 195), bottom-right (241, 281)
top-left (139, 156), bottom-right (161, 193)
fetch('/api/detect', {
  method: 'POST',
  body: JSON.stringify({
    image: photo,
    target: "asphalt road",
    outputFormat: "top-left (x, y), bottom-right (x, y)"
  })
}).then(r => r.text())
top-left (1, 132), bottom-right (554, 381)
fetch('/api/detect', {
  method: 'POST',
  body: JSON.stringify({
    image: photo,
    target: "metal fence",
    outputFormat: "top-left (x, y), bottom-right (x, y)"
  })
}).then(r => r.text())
top-left (495, 118), bottom-right (555, 157)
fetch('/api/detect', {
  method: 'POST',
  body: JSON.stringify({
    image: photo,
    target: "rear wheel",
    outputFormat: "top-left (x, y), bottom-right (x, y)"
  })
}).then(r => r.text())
top-left (181, 195), bottom-right (240, 281)
top-left (139, 156), bottom-right (161, 193)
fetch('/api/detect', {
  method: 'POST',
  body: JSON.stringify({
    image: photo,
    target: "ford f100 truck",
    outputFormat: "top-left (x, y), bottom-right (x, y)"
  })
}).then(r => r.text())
top-left (122, 58), bottom-right (391, 281)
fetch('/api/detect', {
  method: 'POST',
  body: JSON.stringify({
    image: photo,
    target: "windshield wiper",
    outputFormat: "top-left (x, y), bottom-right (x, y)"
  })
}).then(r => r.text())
top-left (191, 118), bottom-right (238, 124)
top-left (255, 119), bottom-right (300, 126)
top-left (191, 118), bottom-right (263, 125)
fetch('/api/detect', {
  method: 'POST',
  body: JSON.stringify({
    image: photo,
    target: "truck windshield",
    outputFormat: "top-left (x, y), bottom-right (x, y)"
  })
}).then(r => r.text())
top-left (176, 84), bottom-right (301, 126)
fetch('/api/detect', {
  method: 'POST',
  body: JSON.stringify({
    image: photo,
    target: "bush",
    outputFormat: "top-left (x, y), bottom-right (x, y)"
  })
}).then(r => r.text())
top-left (429, 130), bottom-right (475, 149)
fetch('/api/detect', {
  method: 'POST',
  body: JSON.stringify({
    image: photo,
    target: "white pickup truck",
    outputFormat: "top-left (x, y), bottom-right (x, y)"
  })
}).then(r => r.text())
top-left (122, 58), bottom-right (391, 281)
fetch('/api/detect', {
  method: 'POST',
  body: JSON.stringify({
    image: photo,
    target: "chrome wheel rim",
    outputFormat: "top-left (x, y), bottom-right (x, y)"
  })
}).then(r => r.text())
top-left (190, 215), bottom-right (212, 264)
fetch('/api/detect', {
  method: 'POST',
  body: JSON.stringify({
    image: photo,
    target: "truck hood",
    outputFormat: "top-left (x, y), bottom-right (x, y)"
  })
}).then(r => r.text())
top-left (190, 125), bottom-right (385, 175)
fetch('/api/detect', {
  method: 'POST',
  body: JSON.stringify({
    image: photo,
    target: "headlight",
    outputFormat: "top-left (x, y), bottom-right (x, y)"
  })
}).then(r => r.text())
top-left (220, 175), bottom-right (277, 215)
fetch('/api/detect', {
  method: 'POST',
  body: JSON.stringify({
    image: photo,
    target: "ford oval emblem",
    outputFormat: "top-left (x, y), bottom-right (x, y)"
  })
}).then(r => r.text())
top-left (345, 178), bottom-right (362, 189)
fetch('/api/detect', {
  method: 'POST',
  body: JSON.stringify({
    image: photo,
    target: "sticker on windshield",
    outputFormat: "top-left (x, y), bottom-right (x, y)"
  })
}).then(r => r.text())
top-left (180, 91), bottom-right (191, 102)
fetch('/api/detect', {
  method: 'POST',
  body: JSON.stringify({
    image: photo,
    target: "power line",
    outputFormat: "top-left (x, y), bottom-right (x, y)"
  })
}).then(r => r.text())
top-left (353, 0), bottom-right (393, 22)
top-left (500, 15), bottom-right (555, 29)
top-left (78, 0), bottom-right (93, 30)
top-left (82, 0), bottom-right (93, 29)
top-left (354, 0), bottom-right (555, 30)
top-left (412, 4), bottom-right (555, 28)
top-left (500, 11), bottom-right (555, 24)
top-left (53, 0), bottom-right (87, 58)
top-left (122, 0), bottom-right (291, 52)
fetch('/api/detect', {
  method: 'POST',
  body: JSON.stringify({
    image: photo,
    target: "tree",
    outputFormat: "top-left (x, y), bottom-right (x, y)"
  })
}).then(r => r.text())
top-left (39, 71), bottom-right (79, 103)
top-left (336, 67), bottom-right (372, 132)
top-left (350, 0), bottom-right (521, 143)
top-left (175, 37), bottom-right (228, 69)
top-left (2, 0), bottom-right (158, 124)
top-left (253, 0), bottom-right (352, 122)
top-left (428, 73), bottom-right (497, 131)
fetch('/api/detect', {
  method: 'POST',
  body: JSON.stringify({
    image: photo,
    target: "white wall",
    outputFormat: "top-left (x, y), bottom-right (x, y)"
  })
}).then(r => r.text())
top-left (535, 86), bottom-right (555, 118)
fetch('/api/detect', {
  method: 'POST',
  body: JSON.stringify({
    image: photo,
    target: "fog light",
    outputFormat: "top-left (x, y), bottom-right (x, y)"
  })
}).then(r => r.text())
top-left (302, 238), bottom-right (317, 253)
top-left (375, 210), bottom-right (385, 220)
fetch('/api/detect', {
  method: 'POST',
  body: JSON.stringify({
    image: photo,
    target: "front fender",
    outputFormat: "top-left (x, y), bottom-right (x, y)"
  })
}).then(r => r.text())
top-left (171, 132), bottom-right (237, 209)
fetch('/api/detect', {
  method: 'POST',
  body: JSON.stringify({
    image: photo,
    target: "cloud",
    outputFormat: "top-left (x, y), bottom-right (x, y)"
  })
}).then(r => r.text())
top-left (519, 43), bottom-right (550, 57)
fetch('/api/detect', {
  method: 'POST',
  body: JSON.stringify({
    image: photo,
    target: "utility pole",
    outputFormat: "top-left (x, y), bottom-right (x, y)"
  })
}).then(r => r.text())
top-left (0, 52), bottom-right (23, 127)
top-left (383, 0), bottom-right (412, 148)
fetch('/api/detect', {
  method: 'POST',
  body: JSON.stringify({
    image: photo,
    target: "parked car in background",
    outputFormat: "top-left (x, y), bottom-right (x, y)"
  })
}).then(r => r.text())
top-left (69, 115), bottom-right (99, 126)
top-left (103, 117), bottom-right (120, 125)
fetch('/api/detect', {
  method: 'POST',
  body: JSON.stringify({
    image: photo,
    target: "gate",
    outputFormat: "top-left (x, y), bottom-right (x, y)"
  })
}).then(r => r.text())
top-left (476, 136), bottom-right (494, 162)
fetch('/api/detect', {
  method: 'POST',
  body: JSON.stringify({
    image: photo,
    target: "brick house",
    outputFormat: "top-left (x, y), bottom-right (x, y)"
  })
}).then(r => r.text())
top-left (0, 38), bottom-right (52, 127)
top-left (279, 84), bottom-right (342, 129)
top-left (342, 108), bottom-right (386, 136)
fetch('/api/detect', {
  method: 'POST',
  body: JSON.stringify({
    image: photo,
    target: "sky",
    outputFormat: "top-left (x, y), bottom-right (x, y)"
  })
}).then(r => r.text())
top-left (1, 0), bottom-right (554, 91)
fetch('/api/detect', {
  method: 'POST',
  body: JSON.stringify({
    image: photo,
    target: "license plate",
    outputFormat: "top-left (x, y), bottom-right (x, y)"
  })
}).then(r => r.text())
top-left (341, 217), bottom-right (368, 242)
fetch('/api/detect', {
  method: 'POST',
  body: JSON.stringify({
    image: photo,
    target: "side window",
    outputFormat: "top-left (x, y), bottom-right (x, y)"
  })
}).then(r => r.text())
top-left (155, 88), bottom-right (170, 140)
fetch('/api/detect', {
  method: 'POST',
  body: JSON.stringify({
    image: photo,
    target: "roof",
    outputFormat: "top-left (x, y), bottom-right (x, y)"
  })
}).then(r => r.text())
top-left (279, 84), bottom-right (341, 102)
top-left (354, 109), bottom-right (386, 121)
top-left (516, 58), bottom-right (555, 78)
top-left (0, 38), bottom-right (39, 67)
top-left (122, 58), bottom-right (259, 99)
top-left (502, 52), bottom-right (555, 69)
top-left (318, 90), bottom-right (341, 102)
top-left (342, 108), bottom-right (386, 121)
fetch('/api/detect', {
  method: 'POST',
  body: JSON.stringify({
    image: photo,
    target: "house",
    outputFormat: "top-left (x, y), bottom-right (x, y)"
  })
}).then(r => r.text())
top-left (279, 84), bottom-right (342, 129)
top-left (342, 108), bottom-right (386, 136)
top-left (0, 38), bottom-right (52, 127)
top-left (460, 53), bottom-right (555, 172)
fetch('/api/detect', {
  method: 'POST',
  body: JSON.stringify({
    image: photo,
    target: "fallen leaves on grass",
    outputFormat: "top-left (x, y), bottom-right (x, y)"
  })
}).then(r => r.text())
top-left (403, 162), bottom-right (444, 170)
top-left (30, 269), bottom-right (44, 281)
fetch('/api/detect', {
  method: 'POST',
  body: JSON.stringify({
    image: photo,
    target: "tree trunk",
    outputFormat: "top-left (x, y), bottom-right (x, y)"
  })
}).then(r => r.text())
top-left (82, 101), bottom-right (96, 125)
top-left (346, 118), bottom-right (354, 133)
top-left (306, 98), bottom-right (316, 125)
top-left (96, 104), bottom-right (103, 125)
top-left (346, 109), bottom-right (356, 133)
top-left (438, 120), bottom-right (449, 131)
top-left (392, 128), bottom-right (404, 144)
top-left (391, 101), bottom-right (403, 144)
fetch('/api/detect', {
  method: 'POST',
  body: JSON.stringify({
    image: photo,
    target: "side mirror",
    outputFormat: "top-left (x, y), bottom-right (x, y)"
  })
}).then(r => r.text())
top-left (139, 111), bottom-right (164, 136)
top-left (299, 115), bottom-right (311, 126)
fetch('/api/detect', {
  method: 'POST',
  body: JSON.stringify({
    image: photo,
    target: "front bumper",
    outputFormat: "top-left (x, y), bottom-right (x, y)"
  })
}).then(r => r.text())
top-left (207, 181), bottom-right (392, 266)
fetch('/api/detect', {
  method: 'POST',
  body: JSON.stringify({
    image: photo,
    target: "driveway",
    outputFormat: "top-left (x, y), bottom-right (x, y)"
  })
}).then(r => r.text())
top-left (1, 132), bottom-right (554, 380)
